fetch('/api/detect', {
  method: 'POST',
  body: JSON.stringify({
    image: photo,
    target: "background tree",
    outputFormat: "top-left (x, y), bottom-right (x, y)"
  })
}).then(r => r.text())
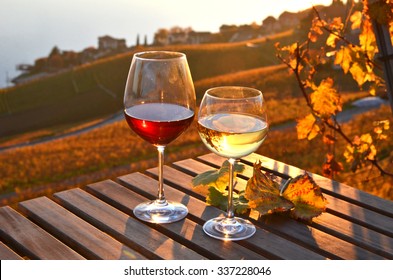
top-left (48, 46), bottom-right (63, 71)
top-left (144, 35), bottom-right (148, 46)
top-left (153, 28), bottom-right (169, 45)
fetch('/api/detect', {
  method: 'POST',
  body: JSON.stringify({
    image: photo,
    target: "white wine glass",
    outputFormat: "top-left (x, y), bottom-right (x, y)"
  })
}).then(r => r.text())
top-left (197, 86), bottom-right (268, 240)
top-left (124, 51), bottom-right (196, 223)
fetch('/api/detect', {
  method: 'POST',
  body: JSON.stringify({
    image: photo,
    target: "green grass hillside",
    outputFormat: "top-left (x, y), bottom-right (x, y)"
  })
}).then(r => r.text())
top-left (0, 31), bottom-right (293, 138)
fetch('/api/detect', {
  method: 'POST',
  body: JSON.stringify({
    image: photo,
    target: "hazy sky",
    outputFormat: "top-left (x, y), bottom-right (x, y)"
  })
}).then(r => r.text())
top-left (0, 0), bottom-right (334, 87)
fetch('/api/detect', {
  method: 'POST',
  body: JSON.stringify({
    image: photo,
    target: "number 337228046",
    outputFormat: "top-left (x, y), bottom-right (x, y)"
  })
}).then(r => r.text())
top-left (217, 266), bottom-right (271, 276)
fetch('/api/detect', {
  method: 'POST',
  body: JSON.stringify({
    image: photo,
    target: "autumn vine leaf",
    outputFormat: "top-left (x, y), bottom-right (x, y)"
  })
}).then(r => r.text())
top-left (244, 162), bottom-right (294, 215)
top-left (350, 10), bottom-right (362, 30)
top-left (280, 172), bottom-right (328, 220)
top-left (296, 113), bottom-right (322, 140)
top-left (334, 46), bottom-right (352, 73)
top-left (207, 187), bottom-right (249, 214)
top-left (323, 153), bottom-right (344, 178)
top-left (191, 160), bottom-right (245, 196)
top-left (344, 134), bottom-right (377, 171)
top-left (192, 161), bottom-right (328, 222)
top-left (191, 160), bottom-right (247, 214)
top-left (275, 1), bottom-right (393, 179)
top-left (325, 17), bottom-right (344, 48)
top-left (310, 77), bottom-right (342, 117)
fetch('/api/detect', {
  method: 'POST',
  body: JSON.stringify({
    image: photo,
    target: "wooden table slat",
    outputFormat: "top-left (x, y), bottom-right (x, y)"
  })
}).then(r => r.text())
top-left (118, 172), bottom-right (327, 260)
top-left (0, 241), bottom-right (24, 260)
top-left (313, 212), bottom-right (393, 258)
top-left (19, 197), bottom-right (146, 260)
top-left (173, 158), bottom-right (218, 175)
top-left (54, 187), bottom-right (205, 260)
top-left (86, 179), bottom-right (267, 260)
top-left (0, 206), bottom-right (84, 260)
top-left (322, 193), bottom-right (393, 237)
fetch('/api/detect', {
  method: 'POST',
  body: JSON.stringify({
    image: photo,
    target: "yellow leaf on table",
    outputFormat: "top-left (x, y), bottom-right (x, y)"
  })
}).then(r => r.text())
top-left (281, 173), bottom-right (328, 221)
top-left (245, 162), bottom-right (294, 216)
top-left (191, 160), bottom-right (245, 196)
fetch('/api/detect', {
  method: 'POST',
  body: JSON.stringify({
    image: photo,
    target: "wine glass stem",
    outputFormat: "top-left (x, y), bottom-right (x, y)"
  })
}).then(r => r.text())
top-left (157, 145), bottom-right (166, 204)
top-left (227, 158), bottom-right (237, 219)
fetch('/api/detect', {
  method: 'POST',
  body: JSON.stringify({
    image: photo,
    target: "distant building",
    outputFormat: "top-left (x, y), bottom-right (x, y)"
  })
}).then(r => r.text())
top-left (187, 31), bottom-right (213, 44)
top-left (219, 25), bottom-right (239, 41)
top-left (229, 25), bottom-right (261, 42)
top-left (153, 29), bottom-right (170, 45)
top-left (154, 28), bottom-right (214, 46)
top-left (278, 12), bottom-right (301, 30)
top-left (262, 16), bottom-right (281, 34)
top-left (10, 35), bottom-right (128, 86)
top-left (98, 35), bottom-right (127, 51)
top-left (79, 47), bottom-right (99, 64)
top-left (168, 31), bottom-right (188, 45)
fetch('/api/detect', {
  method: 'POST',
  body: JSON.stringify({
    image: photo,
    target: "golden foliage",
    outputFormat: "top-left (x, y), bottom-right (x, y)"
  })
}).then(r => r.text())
top-left (276, 0), bottom-right (393, 179)
top-left (310, 78), bottom-right (342, 117)
top-left (281, 172), bottom-right (328, 220)
top-left (296, 114), bottom-right (321, 140)
top-left (245, 162), bottom-right (294, 215)
top-left (261, 104), bottom-right (393, 201)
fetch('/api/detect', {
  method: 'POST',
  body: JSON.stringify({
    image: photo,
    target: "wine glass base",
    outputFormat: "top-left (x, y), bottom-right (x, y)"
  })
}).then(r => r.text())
top-left (203, 216), bottom-right (256, 241)
top-left (133, 200), bottom-right (188, 223)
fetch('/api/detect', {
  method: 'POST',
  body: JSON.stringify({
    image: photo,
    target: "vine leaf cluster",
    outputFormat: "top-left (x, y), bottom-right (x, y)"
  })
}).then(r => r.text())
top-left (191, 161), bottom-right (328, 222)
top-left (275, 0), bottom-right (392, 179)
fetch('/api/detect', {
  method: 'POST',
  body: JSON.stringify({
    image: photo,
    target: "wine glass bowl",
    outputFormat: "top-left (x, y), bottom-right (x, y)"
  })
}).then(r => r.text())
top-left (124, 51), bottom-right (196, 223)
top-left (197, 86), bottom-right (268, 240)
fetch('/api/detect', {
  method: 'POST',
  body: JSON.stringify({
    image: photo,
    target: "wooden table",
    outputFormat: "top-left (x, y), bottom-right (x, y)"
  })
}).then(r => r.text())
top-left (1, 152), bottom-right (392, 260)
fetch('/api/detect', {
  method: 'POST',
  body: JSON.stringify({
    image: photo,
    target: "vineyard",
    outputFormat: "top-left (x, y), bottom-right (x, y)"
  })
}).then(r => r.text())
top-left (1, 67), bottom-right (392, 206)
top-left (1, 29), bottom-right (392, 206)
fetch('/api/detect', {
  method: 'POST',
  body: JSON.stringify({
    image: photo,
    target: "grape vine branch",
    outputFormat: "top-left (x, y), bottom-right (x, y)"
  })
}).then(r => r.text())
top-left (275, 0), bottom-right (393, 179)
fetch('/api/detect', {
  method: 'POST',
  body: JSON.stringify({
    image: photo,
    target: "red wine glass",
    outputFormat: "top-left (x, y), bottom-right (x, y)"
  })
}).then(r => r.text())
top-left (124, 51), bottom-right (196, 223)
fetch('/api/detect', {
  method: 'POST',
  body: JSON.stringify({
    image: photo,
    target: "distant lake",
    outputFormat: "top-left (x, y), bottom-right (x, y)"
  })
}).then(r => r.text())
top-left (0, 0), bottom-right (332, 88)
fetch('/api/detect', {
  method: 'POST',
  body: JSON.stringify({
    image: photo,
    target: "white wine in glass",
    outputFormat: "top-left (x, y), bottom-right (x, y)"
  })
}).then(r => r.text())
top-left (197, 86), bottom-right (268, 240)
top-left (124, 51), bottom-right (196, 223)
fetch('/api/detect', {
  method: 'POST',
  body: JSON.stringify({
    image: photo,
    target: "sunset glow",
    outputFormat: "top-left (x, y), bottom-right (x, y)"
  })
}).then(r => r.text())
top-left (0, 0), bottom-right (337, 87)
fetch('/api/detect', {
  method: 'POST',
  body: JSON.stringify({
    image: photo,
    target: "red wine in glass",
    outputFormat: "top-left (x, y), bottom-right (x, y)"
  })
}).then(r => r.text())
top-left (123, 51), bottom-right (196, 223)
top-left (125, 103), bottom-right (194, 146)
